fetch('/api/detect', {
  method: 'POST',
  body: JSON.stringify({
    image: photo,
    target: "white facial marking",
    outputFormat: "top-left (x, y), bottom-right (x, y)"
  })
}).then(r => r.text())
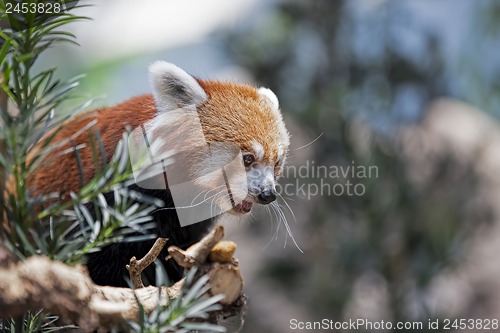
top-left (277, 146), bottom-right (284, 161)
top-left (251, 140), bottom-right (265, 160)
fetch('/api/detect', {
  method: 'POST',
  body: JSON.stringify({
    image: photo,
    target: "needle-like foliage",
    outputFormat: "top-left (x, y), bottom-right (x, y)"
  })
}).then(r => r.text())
top-left (129, 267), bottom-right (226, 333)
top-left (0, 0), bottom-right (165, 264)
top-left (0, 2), bottom-right (208, 331)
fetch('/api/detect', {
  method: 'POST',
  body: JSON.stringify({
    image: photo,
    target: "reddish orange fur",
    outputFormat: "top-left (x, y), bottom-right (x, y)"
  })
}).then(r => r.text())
top-left (26, 95), bottom-right (157, 198)
top-left (198, 80), bottom-right (287, 163)
top-left (19, 80), bottom-right (287, 200)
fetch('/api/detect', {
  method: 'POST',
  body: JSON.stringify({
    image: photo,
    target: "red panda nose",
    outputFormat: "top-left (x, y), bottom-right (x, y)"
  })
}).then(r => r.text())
top-left (258, 189), bottom-right (277, 204)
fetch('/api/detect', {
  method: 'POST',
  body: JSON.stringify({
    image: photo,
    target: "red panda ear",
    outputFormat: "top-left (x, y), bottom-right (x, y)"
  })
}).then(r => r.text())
top-left (257, 87), bottom-right (280, 111)
top-left (149, 61), bottom-right (207, 112)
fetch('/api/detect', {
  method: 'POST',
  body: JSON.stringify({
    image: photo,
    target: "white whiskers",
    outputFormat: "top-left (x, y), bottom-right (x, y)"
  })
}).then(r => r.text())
top-left (153, 185), bottom-right (225, 212)
top-left (266, 195), bottom-right (303, 253)
top-left (293, 132), bottom-right (323, 151)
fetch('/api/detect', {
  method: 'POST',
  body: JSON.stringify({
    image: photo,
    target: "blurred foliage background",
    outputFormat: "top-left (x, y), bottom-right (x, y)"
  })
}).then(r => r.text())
top-left (32, 0), bottom-right (500, 331)
top-left (226, 1), bottom-right (500, 332)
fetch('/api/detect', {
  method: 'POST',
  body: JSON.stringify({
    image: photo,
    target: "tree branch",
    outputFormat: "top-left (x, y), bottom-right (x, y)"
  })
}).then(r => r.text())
top-left (167, 224), bottom-right (224, 268)
top-left (126, 237), bottom-right (168, 288)
top-left (0, 225), bottom-right (246, 331)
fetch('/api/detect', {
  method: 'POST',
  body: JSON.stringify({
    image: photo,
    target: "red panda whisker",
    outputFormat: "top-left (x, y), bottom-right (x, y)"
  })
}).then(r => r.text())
top-left (276, 192), bottom-right (297, 224)
top-left (292, 132), bottom-right (324, 152)
top-left (189, 184), bottom-right (225, 207)
top-left (272, 202), bottom-right (285, 246)
top-left (273, 200), bottom-right (303, 253)
top-left (154, 191), bottom-right (220, 211)
top-left (274, 202), bottom-right (288, 248)
top-left (210, 189), bottom-right (229, 218)
top-left (202, 184), bottom-right (226, 200)
top-left (264, 203), bottom-right (280, 250)
top-left (271, 201), bottom-right (283, 242)
top-left (209, 188), bottom-right (228, 213)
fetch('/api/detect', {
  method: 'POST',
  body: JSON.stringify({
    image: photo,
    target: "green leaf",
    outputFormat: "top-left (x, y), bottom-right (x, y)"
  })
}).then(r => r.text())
top-left (0, 38), bottom-right (11, 64)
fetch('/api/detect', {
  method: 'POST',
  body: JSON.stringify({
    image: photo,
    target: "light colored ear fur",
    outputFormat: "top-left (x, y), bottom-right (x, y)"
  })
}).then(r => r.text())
top-left (148, 61), bottom-right (207, 112)
top-left (257, 87), bottom-right (279, 111)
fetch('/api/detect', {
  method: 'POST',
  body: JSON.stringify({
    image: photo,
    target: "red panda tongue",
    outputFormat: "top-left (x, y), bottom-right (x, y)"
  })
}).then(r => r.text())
top-left (235, 200), bottom-right (253, 213)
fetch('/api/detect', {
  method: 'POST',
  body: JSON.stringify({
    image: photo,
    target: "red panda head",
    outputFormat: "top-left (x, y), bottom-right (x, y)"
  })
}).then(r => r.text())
top-left (142, 61), bottom-right (289, 220)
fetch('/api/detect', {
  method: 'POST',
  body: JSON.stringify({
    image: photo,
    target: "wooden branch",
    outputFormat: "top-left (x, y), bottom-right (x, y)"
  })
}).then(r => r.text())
top-left (91, 283), bottom-right (173, 327)
top-left (0, 225), bottom-right (246, 331)
top-left (167, 227), bottom-right (242, 305)
top-left (126, 237), bottom-right (168, 288)
top-left (167, 224), bottom-right (224, 268)
top-left (0, 256), bottom-right (98, 330)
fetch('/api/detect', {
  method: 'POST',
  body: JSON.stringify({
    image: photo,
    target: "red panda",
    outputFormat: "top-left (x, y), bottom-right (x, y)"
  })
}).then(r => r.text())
top-left (23, 62), bottom-right (290, 286)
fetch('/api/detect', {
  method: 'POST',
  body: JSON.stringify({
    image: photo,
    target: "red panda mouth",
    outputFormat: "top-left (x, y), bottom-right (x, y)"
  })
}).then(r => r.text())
top-left (233, 200), bottom-right (253, 214)
top-left (221, 166), bottom-right (252, 214)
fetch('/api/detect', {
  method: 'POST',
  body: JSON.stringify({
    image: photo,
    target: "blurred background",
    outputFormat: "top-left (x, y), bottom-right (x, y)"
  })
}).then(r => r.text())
top-left (42, 0), bottom-right (500, 331)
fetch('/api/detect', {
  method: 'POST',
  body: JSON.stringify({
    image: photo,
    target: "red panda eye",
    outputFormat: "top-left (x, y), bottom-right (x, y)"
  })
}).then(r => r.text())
top-left (243, 154), bottom-right (255, 167)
